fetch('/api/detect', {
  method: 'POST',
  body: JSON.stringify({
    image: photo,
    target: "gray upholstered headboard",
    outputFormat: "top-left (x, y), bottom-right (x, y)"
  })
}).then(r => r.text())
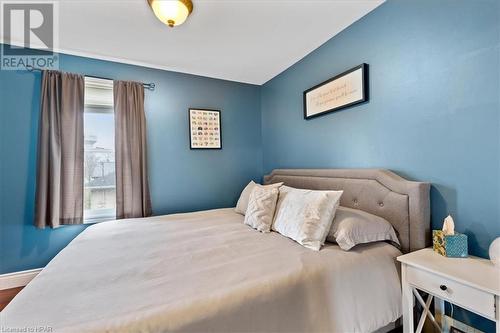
top-left (263, 169), bottom-right (431, 253)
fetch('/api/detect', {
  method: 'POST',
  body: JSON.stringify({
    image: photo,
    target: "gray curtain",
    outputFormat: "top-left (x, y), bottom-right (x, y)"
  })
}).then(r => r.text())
top-left (35, 71), bottom-right (85, 228)
top-left (114, 81), bottom-right (152, 219)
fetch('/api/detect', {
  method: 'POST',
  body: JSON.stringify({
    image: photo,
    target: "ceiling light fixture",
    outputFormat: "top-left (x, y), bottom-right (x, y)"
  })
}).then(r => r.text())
top-left (147, 0), bottom-right (193, 28)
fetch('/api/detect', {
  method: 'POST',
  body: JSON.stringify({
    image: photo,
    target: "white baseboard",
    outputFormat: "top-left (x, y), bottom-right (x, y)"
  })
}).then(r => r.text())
top-left (0, 268), bottom-right (42, 290)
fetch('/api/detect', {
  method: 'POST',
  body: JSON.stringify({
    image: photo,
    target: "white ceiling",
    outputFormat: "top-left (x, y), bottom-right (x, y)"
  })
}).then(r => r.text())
top-left (2, 0), bottom-right (384, 85)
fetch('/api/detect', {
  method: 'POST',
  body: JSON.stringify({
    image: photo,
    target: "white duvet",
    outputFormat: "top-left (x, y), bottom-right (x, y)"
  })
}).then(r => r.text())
top-left (1, 208), bottom-right (402, 333)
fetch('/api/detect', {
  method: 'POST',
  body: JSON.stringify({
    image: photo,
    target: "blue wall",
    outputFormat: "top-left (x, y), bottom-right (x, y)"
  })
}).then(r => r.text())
top-left (261, 1), bottom-right (499, 330)
top-left (262, 0), bottom-right (499, 258)
top-left (0, 49), bottom-right (262, 274)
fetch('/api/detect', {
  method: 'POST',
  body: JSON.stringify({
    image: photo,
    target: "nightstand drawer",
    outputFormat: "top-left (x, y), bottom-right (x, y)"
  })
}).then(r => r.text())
top-left (406, 266), bottom-right (496, 320)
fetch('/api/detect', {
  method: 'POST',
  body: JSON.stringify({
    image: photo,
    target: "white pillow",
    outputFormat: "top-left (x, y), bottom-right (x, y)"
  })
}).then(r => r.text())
top-left (244, 186), bottom-right (279, 233)
top-left (272, 186), bottom-right (343, 251)
top-left (327, 206), bottom-right (400, 250)
top-left (235, 181), bottom-right (283, 215)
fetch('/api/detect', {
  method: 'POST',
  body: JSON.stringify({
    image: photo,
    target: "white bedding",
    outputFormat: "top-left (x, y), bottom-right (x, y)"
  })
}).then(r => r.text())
top-left (1, 208), bottom-right (402, 333)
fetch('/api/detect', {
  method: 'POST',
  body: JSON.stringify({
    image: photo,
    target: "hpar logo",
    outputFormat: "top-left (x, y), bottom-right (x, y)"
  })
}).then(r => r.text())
top-left (1, 1), bottom-right (59, 70)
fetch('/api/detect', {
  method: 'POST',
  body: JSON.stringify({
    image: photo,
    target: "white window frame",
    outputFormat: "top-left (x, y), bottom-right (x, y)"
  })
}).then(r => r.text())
top-left (83, 77), bottom-right (116, 224)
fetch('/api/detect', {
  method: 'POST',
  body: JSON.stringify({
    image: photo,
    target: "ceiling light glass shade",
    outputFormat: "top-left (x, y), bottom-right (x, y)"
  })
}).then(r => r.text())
top-left (148, 0), bottom-right (193, 28)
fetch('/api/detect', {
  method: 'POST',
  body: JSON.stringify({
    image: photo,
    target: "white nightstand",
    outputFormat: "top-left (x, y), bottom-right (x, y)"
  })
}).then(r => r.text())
top-left (397, 248), bottom-right (500, 333)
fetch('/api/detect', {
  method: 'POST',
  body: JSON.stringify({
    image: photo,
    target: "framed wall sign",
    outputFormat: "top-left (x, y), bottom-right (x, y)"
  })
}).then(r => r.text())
top-left (189, 108), bottom-right (222, 149)
top-left (303, 63), bottom-right (368, 119)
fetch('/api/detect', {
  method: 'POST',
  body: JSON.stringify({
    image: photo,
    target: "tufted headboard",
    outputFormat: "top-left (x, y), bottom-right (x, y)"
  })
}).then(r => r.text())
top-left (263, 169), bottom-right (431, 253)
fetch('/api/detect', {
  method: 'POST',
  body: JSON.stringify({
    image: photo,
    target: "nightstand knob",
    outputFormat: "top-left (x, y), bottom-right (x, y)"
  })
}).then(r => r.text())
top-left (440, 284), bottom-right (447, 291)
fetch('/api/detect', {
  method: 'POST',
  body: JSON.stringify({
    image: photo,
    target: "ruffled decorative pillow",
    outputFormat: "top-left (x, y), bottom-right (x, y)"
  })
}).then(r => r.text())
top-left (244, 186), bottom-right (279, 233)
top-left (235, 181), bottom-right (283, 215)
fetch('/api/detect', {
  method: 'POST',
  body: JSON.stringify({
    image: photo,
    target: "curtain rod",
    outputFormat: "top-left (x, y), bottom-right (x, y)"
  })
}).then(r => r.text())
top-left (25, 65), bottom-right (156, 91)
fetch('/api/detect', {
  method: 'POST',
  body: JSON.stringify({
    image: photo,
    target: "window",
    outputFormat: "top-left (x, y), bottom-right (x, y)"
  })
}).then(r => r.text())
top-left (83, 77), bottom-right (115, 223)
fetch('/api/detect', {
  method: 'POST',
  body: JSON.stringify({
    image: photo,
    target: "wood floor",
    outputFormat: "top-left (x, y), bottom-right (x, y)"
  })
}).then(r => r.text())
top-left (0, 287), bottom-right (23, 311)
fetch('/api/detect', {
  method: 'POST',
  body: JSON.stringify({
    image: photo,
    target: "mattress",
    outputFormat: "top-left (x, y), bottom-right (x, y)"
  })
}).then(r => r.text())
top-left (1, 208), bottom-right (402, 333)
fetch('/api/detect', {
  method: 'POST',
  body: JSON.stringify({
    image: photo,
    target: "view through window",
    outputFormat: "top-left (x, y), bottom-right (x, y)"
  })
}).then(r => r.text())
top-left (83, 77), bottom-right (115, 222)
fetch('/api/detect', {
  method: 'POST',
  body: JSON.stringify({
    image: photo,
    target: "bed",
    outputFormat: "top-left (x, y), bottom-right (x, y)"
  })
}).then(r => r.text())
top-left (1, 169), bottom-right (430, 333)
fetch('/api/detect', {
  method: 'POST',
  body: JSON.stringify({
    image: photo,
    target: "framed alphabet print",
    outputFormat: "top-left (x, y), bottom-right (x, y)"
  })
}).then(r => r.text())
top-left (303, 63), bottom-right (368, 119)
top-left (189, 108), bottom-right (222, 149)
